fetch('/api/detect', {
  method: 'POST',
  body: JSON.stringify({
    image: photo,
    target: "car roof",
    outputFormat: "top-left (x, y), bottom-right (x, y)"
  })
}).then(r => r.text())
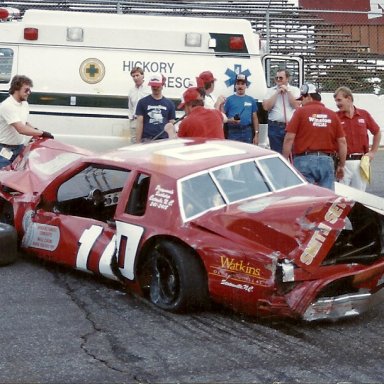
top-left (92, 138), bottom-right (275, 179)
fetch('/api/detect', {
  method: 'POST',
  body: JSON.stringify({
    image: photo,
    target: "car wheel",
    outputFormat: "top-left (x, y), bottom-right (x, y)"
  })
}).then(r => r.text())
top-left (149, 241), bottom-right (209, 313)
top-left (0, 223), bottom-right (17, 266)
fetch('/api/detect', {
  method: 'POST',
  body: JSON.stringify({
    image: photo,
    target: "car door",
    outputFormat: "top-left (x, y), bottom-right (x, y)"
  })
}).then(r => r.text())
top-left (22, 164), bottom-right (131, 281)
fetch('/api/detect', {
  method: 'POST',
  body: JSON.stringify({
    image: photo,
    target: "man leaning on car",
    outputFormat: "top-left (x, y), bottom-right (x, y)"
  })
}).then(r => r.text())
top-left (282, 83), bottom-right (347, 190)
top-left (0, 75), bottom-right (53, 168)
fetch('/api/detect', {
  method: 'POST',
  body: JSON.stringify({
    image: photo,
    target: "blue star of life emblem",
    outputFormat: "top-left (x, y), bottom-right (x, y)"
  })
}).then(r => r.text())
top-left (225, 64), bottom-right (251, 87)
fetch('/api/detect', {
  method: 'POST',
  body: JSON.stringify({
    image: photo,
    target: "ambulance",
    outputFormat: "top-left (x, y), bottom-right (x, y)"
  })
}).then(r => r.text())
top-left (0, 7), bottom-right (303, 151)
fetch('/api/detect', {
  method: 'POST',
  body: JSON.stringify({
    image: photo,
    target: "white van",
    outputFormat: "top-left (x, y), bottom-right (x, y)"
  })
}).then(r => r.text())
top-left (0, 8), bottom-right (303, 151)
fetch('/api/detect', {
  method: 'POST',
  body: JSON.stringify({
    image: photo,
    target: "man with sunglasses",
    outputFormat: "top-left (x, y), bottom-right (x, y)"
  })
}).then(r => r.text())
top-left (282, 83), bottom-right (347, 190)
top-left (0, 75), bottom-right (53, 168)
top-left (262, 69), bottom-right (300, 153)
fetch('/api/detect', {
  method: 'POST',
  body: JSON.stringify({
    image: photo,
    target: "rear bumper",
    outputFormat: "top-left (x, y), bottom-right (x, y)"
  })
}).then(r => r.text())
top-left (303, 286), bottom-right (384, 321)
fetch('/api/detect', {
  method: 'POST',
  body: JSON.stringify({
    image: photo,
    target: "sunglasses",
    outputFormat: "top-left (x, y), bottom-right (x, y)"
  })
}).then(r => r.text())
top-left (23, 88), bottom-right (32, 94)
top-left (275, 76), bottom-right (284, 80)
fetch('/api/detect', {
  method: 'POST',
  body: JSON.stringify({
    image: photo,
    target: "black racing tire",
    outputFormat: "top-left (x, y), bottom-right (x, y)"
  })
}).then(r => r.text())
top-left (0, 223), bottom-right (18, 266)
top-left (149, 241), bottom-right (209, 313)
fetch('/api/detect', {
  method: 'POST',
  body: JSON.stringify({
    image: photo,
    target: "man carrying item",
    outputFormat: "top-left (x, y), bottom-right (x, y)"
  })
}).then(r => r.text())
top-left (135, 73), bottom-right (176, 142)
top-left (334, 86), bottom-right (381, 191)
top-left (262, 69), bottom-right (300, 153)
top-left (282, 83), bottom-right (347, 191)
top-left (224, 74), bottom-right (259, 144)
top-left (127, 66), bottom-right (150, 144)
top-left (176, 87), bottom-right (225, 139)
top-left (0, 75), bottom-right (53, 169)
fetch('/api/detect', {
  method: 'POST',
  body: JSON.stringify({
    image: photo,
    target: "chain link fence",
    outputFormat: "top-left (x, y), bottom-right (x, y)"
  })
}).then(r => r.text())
top-left (260, 6), bottom-right (384, 95)
top-left (0, 0), bottom-right (383, 95)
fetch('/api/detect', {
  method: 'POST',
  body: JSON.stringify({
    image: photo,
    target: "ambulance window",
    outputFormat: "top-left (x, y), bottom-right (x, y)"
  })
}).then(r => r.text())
top-left (0, 48), bottom-right (13, 83)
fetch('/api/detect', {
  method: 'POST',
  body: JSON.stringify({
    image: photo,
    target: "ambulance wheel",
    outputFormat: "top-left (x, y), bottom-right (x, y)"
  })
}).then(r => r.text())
top-left (148, 241), bottom-right (209, 313)
top-left (0, 223), bottom-right (18, 266)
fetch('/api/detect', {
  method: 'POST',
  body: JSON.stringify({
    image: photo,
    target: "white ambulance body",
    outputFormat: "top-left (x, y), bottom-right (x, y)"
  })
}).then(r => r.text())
top-left (0, 8), bottom-right (302, 151)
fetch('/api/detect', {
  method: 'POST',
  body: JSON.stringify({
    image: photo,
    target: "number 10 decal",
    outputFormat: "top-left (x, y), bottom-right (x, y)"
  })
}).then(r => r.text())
top-left (76, 222), bottom-right (144, 281)
top-left (115, 221), bottom-right (144, 280)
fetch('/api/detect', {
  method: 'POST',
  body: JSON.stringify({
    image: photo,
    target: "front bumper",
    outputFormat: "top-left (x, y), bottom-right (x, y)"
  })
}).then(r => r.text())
top-left (303, 286), bottom-right (384, 321)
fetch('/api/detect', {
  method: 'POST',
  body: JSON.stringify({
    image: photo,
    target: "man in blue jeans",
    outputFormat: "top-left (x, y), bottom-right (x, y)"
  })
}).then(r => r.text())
top-left (224, 74), bottom-right (259, 144)
top-left (0, 75), bottom-right (53, 168)
top-left (262, 69), bottom-right (300, 153)
top-left (282, 83), bottom-right (346, 190)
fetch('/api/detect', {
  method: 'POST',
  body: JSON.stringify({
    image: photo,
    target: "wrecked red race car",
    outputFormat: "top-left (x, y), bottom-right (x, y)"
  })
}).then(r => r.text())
top-left (0, 137), bottom-right (384, 321)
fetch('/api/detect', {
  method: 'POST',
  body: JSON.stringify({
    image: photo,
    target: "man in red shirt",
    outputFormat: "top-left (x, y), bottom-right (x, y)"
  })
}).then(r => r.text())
top-left (334, 86), bottom-right (381, 191)
top-left (176, 87), bottom-right (225, 139)
top-left (283, 83), bottom-right (347, 190)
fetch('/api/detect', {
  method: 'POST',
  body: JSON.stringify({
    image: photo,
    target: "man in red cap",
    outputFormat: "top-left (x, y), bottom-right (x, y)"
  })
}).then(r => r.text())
top-left (135, 73), bottom-right (175, 142)
top-left (197, 70), bottom-right (225, 111)
top-left (176, 87), bottom-right (225, 139)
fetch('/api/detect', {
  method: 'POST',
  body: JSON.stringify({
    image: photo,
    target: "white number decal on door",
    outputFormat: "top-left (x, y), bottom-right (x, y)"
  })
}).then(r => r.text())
top-left (76, 222), bottom-right (144, 281)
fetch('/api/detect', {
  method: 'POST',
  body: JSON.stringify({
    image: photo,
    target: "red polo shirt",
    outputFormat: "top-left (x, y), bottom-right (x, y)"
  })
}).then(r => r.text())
top-left (178, 106), bottom-right (225, 139)
top-left (336, 107), bottom-right (380, 154)
top-left (286, 101), bottom-right (345, 155)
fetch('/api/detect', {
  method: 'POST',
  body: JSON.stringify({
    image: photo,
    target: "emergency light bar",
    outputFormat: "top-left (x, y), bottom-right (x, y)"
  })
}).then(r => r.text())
top-left (0, 7), bottom-right (20, 21)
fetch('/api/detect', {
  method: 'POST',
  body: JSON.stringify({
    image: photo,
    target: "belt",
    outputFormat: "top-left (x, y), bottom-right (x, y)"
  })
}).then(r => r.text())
top-left (228, 125), bottom-right (252, 130)
top-left (268, 120), bottom-right (286, 126)
top-left (346, 153), bottom-right (364, 160)
top-left (295, 151), bottom-right (335, 157)
top-left (0, 143), bottom-right (20, 148)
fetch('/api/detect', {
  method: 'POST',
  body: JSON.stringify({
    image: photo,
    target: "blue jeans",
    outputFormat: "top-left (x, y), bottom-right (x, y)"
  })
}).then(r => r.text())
top-left (0, 144), bottom-right (24, 169)
top-left (267, 121), bottom-right (286, 154)
top-left (293, 154), bottom-right (335, 190)
top-left (227, 125), bottom-right (253, 143)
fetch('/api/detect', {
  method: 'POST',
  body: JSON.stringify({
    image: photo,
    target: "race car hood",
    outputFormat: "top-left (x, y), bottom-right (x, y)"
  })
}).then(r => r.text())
top-left (192, 193), bottom-right (353, 273)
top-left (0, 139), bottom-right (93, 194)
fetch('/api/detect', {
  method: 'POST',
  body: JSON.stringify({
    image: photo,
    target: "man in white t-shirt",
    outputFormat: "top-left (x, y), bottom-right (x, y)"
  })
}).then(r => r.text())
top-left (262, 69), bottom-right (300, 154)
top-left (127, 66), bottom-right (150, 144)
top-left (0, 75), bottom-right (53, 168)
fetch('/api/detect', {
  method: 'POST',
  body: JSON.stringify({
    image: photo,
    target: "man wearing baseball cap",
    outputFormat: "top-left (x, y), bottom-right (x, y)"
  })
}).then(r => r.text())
top-left (197, 70), bottom-right (225, 111)
top-left (282, 83), bottom-right (347, 190)
top-left (135, 73), bottom-right (175, 142)
top-left (176, 87), bottom-right (225, 139)
top-left (223, 74), bottom-right (259, 144)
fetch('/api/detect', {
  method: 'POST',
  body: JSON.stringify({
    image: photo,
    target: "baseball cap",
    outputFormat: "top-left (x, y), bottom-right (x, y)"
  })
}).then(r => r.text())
top-left (300, 83), bottom-right (318, 95)
top-left (178, 87), bottom-right (203, 109)
top-left (198, 71), bottom-right (216, 84)
top-left (297, 83), bottom-right (319, 100)
top-left (235, 74), bottom-right (248, 83)
top-left (148, 73), bottom-right (165, 86)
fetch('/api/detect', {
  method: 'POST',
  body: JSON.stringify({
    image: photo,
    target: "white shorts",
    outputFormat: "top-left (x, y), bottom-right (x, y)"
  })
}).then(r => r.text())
top-left (339, 159), bottom-right (367, 191)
